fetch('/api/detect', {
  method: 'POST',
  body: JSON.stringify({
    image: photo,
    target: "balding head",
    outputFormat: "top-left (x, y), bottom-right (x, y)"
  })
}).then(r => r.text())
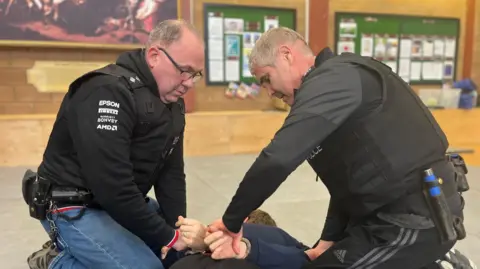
top-left (146, 19), bottom-right (203, 49)
top-left (144, 19), bottom-right (205, 104)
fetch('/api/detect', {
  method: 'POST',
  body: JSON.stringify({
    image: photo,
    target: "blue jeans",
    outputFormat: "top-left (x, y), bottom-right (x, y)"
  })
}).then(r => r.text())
top-left (40, 198), bottom-right (165, 269)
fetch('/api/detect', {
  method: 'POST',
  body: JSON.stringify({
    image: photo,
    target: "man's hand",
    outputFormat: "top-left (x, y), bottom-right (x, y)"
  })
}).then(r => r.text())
top-left (208, 218), bottom-right (243, 254)
top-left (204, 230), bottom-right (248, 260)
top-left (175, 216), bottom-right (208, 251)
top-left (305, 240), bottom-right (334, 261)
top-left (171, 232), bottom-right (188, 251)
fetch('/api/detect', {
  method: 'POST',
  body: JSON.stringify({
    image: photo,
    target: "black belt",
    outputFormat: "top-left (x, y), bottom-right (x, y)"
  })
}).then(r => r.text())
top-left (50, 186), bottom-right (94, 208)
top-left (50, 187), bottom-right (149, 209)
top-left (380, 158), bottom-right (459, 217)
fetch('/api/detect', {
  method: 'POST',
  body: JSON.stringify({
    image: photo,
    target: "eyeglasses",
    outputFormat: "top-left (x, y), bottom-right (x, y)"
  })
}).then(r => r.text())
top-left (157, 47), bottom-right (203, 83)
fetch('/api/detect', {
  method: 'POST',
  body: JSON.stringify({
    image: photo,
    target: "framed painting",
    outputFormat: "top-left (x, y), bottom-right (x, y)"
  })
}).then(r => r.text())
top-left (0, 0), bottom-right (180, 49)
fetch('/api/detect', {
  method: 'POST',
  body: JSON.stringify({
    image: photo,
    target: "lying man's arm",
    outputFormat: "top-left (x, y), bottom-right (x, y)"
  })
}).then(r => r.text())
top-left (204, 223), bottom-right (311, 269)
top-left (243, 223), bottom-right (310, 269)
top-left (246, 238), bottom-right (309, 269)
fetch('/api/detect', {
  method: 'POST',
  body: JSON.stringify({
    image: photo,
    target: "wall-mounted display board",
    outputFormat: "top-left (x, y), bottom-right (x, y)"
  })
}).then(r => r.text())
top-left (334, 12), bottom-right (460, 85)
top-left (204, 4), bottom-right (296, 86)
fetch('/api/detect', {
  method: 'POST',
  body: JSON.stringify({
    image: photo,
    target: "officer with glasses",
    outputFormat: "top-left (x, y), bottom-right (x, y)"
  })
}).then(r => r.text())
top-left (24, 19), bottom-right (205, 269)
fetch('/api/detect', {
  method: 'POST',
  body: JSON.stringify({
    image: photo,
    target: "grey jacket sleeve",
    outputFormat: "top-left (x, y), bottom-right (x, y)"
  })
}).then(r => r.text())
top-left (222, 64), bottom-right (364, 233)
top-left (320, 198), bottom-right (350, 241)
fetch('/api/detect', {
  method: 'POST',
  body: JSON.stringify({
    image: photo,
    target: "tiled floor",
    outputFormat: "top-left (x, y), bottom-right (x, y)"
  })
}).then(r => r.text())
top-left (1, 154), bottom-right (479, 268)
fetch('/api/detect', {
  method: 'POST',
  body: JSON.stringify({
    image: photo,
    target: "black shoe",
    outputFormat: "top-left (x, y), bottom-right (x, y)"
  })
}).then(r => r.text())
top-left (27, 240), bottom-right (59, 269)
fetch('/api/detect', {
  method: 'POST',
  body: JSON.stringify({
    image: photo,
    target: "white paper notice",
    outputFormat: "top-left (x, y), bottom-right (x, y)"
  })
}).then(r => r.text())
top-left (386, 37), bottom-right (399, 58)
top-left (410, 62), bottom-right (422, 81)
top-left (339, 21), bottom-right (357, 38)
top-left (401, 76), bottom-right (410, 83)
top-left (421, 62), bottom-right (434, 80)
top-left (374, 36), bottom-right (386, 58)
top-left (385, 61), bottom-right (397, 73)
top-left (445, 39), bottom-right (456, 58)
top-left (208, 16), bottom-right (224, 39)
top-left (361, 36), bottom-right (374, 57)
top-left (208, 61), bottom-right (224, 82)
top-left (399, 39), bottom-right (412, 58)
top-left (433, 39), bottom-right (445, 57)
top-left (399, 58), bottom-right (411, 78)
top-left (264, 17), bottom-right (279, 31)
top-left (411, 40), bottom-right (423, 58)
top-left (225, 60), bottom-right (240, 81)
top-left (224, 18), bottom-right (244, 34)
top-left (208, 39), bottom-right (223, 60)
top-left (422, 40), bottom-right (434, 58)
top-left (432, 61), bottom-right (444, 80)
top-left (337, 41), bottom-right (355, 54)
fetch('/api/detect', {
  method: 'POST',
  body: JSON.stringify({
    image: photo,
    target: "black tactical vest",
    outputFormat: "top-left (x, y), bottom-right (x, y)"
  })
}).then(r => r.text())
top-left (306, 53), bottom-right (449, 218)
top-left (68, 64), bottom-right (185, 179)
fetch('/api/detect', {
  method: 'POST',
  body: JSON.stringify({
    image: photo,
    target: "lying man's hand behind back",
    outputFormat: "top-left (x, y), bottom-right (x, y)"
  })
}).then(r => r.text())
top-left (204, 231), bottom-right (249, 260)
top-left (208, 218), bottom-right (244, 254)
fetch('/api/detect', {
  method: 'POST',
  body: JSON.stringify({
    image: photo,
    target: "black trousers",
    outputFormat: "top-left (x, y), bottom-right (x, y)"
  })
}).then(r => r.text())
top-left (303, 217), bottom-right (455, 269)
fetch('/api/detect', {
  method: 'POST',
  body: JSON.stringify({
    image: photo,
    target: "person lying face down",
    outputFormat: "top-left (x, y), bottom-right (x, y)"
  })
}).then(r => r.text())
top-left (245, 209), bottom-right (277, 227)
top-left (169, 209), bottom-right (477, 269)
top-left (167, 209), bottom-right (311, 269)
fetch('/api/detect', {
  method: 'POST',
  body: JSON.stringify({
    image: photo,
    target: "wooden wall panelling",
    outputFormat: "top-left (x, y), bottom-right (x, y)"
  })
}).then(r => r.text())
top-left (308, 0), bottom-right (330, 54)
top-left (1, 109), bottom-right (479, 166)
top-left (0, 48), bottom-right (119, 114)
top-left (470, 0), bottom-right (480, 92)
top-left (462, 0), bottom-right (475, 79)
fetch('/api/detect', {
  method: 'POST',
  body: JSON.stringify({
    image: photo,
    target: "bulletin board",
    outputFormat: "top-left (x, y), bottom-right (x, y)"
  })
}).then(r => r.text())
top-left (334, 12), bottom-right (460, 85)
top-left (203, 4), bottom-right (296, 86)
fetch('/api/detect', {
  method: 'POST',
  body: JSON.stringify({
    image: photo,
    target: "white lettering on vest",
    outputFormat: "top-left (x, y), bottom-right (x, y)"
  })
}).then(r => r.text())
top-left (308, 145), bottom-right (323, 160)
top-left (97, 118), bottom-right (118, 124)
top-left (99, 100), bottom-right (120, 108)
top-left (98, 108), bottom-right (118, 115)
top-left (96, 124), bottom-right (118, 131)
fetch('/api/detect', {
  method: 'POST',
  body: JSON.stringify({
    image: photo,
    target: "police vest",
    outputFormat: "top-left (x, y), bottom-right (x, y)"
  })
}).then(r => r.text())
top-left (306, 53), bottom-right (451, 218)
top-left (68, 64), bottom-right (185, 170)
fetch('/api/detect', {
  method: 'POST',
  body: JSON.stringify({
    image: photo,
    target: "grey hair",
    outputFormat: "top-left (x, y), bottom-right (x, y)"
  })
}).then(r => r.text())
top-left (248, 27), bottom-right (312, 72)
top-left (146, 19), bottom-right (202, 48)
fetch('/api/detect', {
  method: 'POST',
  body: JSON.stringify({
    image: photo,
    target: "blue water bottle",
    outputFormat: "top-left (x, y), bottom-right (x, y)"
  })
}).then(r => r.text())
top-left (423, 168), bottom-right (457, 244)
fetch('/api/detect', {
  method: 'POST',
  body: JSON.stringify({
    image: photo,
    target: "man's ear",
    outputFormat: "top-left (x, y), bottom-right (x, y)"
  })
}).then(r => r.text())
top-left (278, 45), bottom-right (293, 63)
top-left (243, 217), bottom-right (249, 223)
top-left (145, 46), bottom-right (160, 68)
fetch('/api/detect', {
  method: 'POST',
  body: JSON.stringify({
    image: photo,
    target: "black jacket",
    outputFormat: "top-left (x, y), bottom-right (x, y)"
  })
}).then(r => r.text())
top-left (38, 49), bottom-right (186, 254)
top-left (221, 48), bottom-right (455, 238)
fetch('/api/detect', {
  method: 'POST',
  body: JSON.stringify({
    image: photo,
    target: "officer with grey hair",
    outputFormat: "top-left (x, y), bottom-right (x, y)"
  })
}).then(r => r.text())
top-left (24, 19), bottom-right (204, 269)
top-left (209, 27), bottom-right (467, 269)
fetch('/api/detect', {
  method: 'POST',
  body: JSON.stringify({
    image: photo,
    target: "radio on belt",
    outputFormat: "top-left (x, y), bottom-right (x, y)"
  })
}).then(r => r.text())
top-left (422, 168), bottom-right (457, 244)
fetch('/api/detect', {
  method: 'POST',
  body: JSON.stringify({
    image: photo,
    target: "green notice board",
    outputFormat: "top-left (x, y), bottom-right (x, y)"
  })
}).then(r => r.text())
top-left (204, 4), bottom-right (296, 86)
top-left (334, 12), bottom-right (460, 84)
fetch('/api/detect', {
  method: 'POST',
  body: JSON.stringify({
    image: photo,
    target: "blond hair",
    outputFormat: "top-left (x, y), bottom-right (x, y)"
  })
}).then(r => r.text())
top-left (146, 19), bottom-right (202, 48)
top-left (248, 27), bottom-right (312, 72)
